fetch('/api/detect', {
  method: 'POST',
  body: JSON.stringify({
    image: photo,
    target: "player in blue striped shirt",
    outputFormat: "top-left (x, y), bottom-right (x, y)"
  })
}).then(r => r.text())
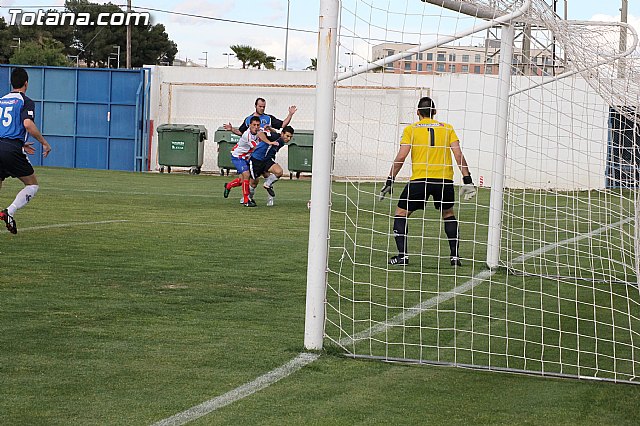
top-left (249, 126), bottom-right (294, 206)
top-left (0, 67), bottom-right (52, 234)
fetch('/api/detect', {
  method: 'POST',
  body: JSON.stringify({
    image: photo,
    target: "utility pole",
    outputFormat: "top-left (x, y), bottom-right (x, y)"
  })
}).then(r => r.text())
top-left (284, 0), bottom-right (290, 70)
top-left (619, 0), bottom-right (628, 78)
top-left (126, 0), bottom-right (132, 68)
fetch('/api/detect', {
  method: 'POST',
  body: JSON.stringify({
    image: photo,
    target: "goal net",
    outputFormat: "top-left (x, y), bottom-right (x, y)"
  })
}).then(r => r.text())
top-left (321, 0), bottom-right (640, 383)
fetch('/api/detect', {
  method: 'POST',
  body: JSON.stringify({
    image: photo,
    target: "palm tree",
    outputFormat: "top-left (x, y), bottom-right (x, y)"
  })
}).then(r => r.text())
top-left (251, 49), bottom-right (277, 70)
top-left (306, 58), bottom-right (317, 70)
top-left (230, 44), bottom-right (254, 69)
top-left (230, 45), bottom-right (277, 70)
top-left (248, 49), bottom-right (264, 69)
top-left (262, 53), bottom-right (277, 70)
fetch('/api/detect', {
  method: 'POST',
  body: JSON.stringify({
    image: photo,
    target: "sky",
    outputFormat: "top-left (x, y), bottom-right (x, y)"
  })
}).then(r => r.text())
top-left (1, 0), bottom-right (638, 70)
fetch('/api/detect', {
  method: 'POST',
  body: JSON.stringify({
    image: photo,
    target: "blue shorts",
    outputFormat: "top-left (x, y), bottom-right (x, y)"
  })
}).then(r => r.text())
top-left (231, 156), bottom-right (250, 174)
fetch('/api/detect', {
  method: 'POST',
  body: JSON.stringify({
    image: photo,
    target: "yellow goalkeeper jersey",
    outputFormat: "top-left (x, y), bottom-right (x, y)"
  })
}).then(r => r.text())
top-left (400, 117), bottom-right (459, 180)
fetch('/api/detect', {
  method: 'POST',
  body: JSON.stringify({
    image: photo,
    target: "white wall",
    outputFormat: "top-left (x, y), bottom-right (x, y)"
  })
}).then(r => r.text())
top-left (149, 66), bottom-right (609, 190)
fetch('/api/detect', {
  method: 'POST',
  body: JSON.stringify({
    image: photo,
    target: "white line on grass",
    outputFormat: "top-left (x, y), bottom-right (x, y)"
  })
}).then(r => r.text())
top-left (19, 216), bottom-right (622, 423)
top-left (511, 217), bottom-right (633, 263)
top-left (152, 218), bottom-right (631, 424)
top-left (339, 269), bottom-right (497, 347)
top-left (46, 187), bottom-right (214, 198)
top-left (151, 269), bottom-right (496, 426)
top-left (150, 353), bottom-right (320, 426)
top-left (18, 220), bottom-right (129, 232)
top-left (11, 219), bottom-right (292, 236)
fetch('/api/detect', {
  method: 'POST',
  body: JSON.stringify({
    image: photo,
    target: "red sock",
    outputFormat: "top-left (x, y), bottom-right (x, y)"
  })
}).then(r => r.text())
top-left (242, 180), bottom-right (250, 203)
top-left (227, 178), bottom-right (242, 189)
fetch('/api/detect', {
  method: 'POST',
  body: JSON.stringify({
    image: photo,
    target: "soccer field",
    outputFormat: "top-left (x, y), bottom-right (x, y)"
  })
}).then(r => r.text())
top-left (326, 181), bottom-right (639, 383)
top-left (1, 167), bottom-right (639, 425)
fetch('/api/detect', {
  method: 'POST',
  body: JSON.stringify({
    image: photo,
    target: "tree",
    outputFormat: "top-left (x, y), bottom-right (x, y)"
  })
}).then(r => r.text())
top-left (306, 58), bottom-right (317, 70)
top-left (10, 38), bottom-right (70, 67)
top-left (0, 18), bottom-right (14, 63)
top-left (230, 44), bottom-right (254, 69)
top-left (252, 49), bottom-right (276, 70)
top-left (64, 0), bottom-right (176, 67)
top-left (132, 23), bottom-right (177, 66)
top-left (230, 45), bottom-right (277, 70)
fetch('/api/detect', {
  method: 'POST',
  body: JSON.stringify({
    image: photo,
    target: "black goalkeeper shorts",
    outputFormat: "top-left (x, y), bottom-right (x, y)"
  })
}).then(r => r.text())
top-left (397, 178), bottom-right (455, 212)
top-left (0, 138), bottom-right (34, 181)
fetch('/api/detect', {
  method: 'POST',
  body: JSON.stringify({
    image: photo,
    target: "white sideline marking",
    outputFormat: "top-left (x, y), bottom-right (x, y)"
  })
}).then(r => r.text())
top-left (16, 220), bottom-right (222, 233)
top-left (47, 187), bottom-right (213, 198)
top-left (339, 269), bottom-right (497, 347)
top-left (151, 353), bottom-right (320, 426)
top-left (151, 270), bottom-right (496, 426)
top-left (19, 220), bottom-right (129, 232)
top-left (511, 217), bottom-right (633, 263)
top-left (12, 214), bottom-right (626, 423)
top-left (152, 217), bottom-right (627, 424)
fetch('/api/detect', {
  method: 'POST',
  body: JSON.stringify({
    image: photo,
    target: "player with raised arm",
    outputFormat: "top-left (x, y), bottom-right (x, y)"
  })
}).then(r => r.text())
top-left (249, 126), bottom-right (294, 206)
top-left (223, 116), bottom-right (278, 207)
top-left (379, 96), bottom-right (476, 266)
top-left (223, 97), bottom-right (296, 141)
top-left (0, 67), bottom-right (52, 234)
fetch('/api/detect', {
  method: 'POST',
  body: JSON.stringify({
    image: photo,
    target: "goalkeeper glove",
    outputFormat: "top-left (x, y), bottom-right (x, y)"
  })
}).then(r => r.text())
top-left (460, 175), bottom-right (477, 201)
top-left (379, 176), bottom-right (394, 201)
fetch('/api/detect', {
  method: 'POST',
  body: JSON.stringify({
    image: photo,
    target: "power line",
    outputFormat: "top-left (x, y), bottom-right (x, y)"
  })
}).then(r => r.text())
top-left (3, 4), bottom-right (437, 46)
top-left (4, 4), bottom-right (318, 35)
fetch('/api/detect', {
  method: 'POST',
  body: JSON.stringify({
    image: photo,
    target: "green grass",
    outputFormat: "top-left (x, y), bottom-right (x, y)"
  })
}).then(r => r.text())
top-left (1, 167), bottom-right (639, 425)
top-left (326, 180), bottom-right (640, 381)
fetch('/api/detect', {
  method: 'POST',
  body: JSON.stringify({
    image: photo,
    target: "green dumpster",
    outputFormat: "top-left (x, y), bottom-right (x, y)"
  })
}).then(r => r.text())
top-left (287, 130), bottom-right (314, 179)
top-left (214, 127), bottom-right (240, 176)
top-left (157, 124), bottom-right (207, 174)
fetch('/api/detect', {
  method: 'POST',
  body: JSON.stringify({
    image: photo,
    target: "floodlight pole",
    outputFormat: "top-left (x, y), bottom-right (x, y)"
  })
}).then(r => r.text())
top-left (486, 24), bottom-right (515, 269)
top-left (304, 0), bottom-right (339, 351)
top-left (113, 45), bottom-right (121, 68)
top-left (618, 0), bottom-right (628, 78)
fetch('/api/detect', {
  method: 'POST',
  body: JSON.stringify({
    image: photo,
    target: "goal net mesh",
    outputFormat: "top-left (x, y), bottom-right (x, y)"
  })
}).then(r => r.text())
top-left (324, 0), bottom-right (640, 383)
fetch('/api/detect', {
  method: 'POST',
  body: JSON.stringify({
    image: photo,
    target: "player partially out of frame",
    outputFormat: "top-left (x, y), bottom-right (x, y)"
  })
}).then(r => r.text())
top-left (249, 126), bottom-right (294, 206)
top-left (0, 67), bottom-right (52, 234)
top-left (223, 116), bottom-right (278, 207)
top-left (380, 96), bottom-right (476, 266)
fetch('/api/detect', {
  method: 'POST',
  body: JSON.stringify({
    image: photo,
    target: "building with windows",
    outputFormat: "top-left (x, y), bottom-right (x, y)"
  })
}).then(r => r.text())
top-left (372, 41), bottom-right (562, 76)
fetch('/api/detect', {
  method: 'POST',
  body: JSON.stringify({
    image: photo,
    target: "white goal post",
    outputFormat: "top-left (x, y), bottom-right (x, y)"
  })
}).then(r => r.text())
top-left (305, 0), bottom-right (640, 384)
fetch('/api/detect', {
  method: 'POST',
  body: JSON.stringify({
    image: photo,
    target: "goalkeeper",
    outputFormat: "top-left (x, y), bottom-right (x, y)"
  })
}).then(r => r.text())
top-left (379, 96), bottom-right (476, 266)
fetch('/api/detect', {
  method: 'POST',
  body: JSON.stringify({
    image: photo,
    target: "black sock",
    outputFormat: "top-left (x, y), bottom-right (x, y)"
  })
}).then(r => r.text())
top-left (443, 215), bottom-right (459, 257)
top-left (393, 216), bottom-right (408, 256)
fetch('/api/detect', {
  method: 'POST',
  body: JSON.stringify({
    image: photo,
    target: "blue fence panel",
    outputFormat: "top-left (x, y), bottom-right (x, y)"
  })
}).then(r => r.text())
top-left (0, 64), bottom-right (149, 171)
top-left (0, 67), bottom-right (9, 90)
top-left (78, 70), bottom-right (109, 102)
top-left (77, 104), bottom-right (109, 136)
top-left (44, 68), bottom-right (75, 101)
top-left (44, 136), bottom-right (75, 168)
top-left (109, 138), bottom-right (136, 171)
top-left (110, 105), bottom-right (136, 138)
